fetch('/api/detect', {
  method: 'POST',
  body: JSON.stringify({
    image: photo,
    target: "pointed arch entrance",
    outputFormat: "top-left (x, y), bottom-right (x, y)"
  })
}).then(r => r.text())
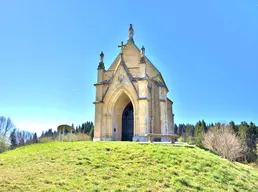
top-left (111, 90), bottom-right (135, 141)
top-left (122, 102), bottom-right (134, 141)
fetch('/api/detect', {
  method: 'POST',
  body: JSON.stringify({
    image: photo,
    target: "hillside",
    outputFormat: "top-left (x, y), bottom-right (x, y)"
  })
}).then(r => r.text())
top-left (0, 142), bottom-right (258, 192)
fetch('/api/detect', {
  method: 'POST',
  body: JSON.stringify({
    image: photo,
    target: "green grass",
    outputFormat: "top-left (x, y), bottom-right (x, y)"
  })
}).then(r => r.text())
top-left (0, 142), bottom-right (258, 192)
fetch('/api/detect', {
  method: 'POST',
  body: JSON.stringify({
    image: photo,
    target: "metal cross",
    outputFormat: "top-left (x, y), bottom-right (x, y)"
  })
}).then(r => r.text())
top-left (118, 41), bottom-right (126, 54)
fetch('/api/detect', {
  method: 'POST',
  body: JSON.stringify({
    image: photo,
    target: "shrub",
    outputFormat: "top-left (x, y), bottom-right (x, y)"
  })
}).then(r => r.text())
top-left (39, 136), bottom-right (57, 143)
top-left (39, 133), bottom-right (91, 143)
top-left (73, 133), bottom-right (91, 141)
top-left (186, 136), bottom-right (195, 145)
top-left (62, 133), bottom-right (91, 142)
top-left (203, 124), bottom-right (247, 161)
top-left (177, 137), bottom-right (184, 142)
top-left (0, 136), bottom-right (9, 153)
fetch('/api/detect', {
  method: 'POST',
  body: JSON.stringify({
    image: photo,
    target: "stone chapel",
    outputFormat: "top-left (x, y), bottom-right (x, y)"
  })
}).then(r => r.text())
top-left (93, 24), bottom-right (174, 142)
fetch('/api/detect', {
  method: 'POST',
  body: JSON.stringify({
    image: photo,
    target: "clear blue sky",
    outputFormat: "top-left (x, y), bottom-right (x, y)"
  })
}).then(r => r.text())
top-left (0, 0), bottom-right (258, 134)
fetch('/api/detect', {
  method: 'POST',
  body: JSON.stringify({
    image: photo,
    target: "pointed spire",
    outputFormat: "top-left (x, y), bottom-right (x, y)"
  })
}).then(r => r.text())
top-left (97, 51), bottom-right (105, 70)
top-left (140, 46), bottom-right (146, 63)
top-left (128, 24), bottom-right (134, 43)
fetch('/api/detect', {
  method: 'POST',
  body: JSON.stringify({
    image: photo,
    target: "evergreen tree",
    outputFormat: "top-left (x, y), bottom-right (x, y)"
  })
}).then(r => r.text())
top-left (194, 120), bottom-right (205, 146)
top-left (40, 131), bottom-right (45, 138)
top-left (178, 124), bottom-right (185, 136)
top-left (201, 120), bottom-right (207, 132)
top-left (9, 128), bottom-right (17, 149)
top-left (33, 132), bottom-right (38, 143)
top-left (89, 126), bottom-right (94, 140)
top-left (247, 122), bottom-right (257, 151)
top-left (238, 121), bottom-right (249, 141)
top-left (174, 124), bottom-right (178, 134)
top-left (229, 121), bottom-right (237, 133)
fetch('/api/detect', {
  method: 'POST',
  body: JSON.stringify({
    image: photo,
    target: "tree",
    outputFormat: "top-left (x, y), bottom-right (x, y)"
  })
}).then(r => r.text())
top-left (247, 122), bottom-right (257, 151)
top-left (174, 124), bottom-right (178, 134)
top-left (33, 132), bottom-right (38, 143)
top-left (201, 120), bottom-right (208, 133)
top-left (184, 124), bottom-right (195, 144)
top-left (203, 124), bottom-right (247, 161)
top-left (0, 116), bottom-right (14, 137)
top-left (229, 121), bottom-right (238, 133)
top-left (178, 124), bottom-right (185, 136)
top-left (0, 136), bottom-right (8, 153)
top-left (9, 128), bottom-right (18, 149)
top-left (89, 126), bottom-right (94, 140)
top-left (194, 120), bottom-right (205, 146)
top-left (238, 121), bottom-right (249, 141)
top-left (16, 130), bottom-right (25, 146)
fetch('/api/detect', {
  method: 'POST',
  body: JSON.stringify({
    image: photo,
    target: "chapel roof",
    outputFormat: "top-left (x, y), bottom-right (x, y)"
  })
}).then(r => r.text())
top-left (98, 24), bottom-right (169, 92)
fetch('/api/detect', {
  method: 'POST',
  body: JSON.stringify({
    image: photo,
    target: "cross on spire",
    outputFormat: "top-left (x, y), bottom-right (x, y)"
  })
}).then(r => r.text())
top-left (118, 41), bottom-right (126, 54)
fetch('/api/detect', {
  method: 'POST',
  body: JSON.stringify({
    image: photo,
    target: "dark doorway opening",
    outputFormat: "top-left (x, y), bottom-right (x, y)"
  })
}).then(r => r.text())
top-left (122, 102), bottom-right (134, 141)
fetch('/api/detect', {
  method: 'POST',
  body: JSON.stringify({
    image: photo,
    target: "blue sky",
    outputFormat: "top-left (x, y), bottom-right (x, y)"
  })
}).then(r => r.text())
top-left (0, 0), bottom-right (258, 134)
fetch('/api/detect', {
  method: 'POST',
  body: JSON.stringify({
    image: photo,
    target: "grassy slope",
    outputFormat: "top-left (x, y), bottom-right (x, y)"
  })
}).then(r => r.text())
top-left (0, 142), bottom-right (258, 192)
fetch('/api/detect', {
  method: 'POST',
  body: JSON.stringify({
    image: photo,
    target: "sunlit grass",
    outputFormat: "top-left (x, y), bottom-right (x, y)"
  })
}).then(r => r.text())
top-left (0, 142), bottom-right (258, 191)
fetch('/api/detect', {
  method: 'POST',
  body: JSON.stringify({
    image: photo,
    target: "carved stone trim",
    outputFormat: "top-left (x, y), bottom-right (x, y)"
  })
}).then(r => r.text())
top-left (93, 101), bottom-right (104, 104)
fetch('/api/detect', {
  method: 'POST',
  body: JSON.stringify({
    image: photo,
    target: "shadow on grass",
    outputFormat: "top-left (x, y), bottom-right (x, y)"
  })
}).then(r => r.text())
top-left (178, 178), bottom-right (201, 191)
top-left (198, 146), bottom-right (220, 157)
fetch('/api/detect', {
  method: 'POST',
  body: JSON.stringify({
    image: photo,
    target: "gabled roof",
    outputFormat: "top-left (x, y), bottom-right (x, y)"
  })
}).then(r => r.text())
top-left (106, 40), bottom-right (169, 92)
top-left (102, 55), bottom-right (139, 101)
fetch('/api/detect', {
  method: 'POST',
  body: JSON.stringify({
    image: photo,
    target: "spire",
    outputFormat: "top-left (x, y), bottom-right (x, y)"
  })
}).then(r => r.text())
top-left (128, 24), bottom-right (134, 43)
top-left (140, 46), bottom-right (146, 63)
top-left (97, 51), bottom-right (105, 70)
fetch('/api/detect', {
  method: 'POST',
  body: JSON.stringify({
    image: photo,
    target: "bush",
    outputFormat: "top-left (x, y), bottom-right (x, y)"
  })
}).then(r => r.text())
top-left (39, 136), bottom-right (57, 143)
top-left (0, 137), bottom-right (9, 153)
top-left (203, 124), bottom-right (247, 161)
top-left (177, 137), bottom-right (184, 142)
top-left (39, 133), bottom-right (91, 143)
top-left (62, 133), bottom-right (91, 142)
top-left (186, 136), bottom-right (195, 145)
top-left (73, 133), bottom-right (91, 141)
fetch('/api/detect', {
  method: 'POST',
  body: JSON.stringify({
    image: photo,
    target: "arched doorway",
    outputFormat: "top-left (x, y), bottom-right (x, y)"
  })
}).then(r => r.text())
top-left (122, 102), bottom-right (134, 141)
top-left (111, 91), bottom-right (135, 141)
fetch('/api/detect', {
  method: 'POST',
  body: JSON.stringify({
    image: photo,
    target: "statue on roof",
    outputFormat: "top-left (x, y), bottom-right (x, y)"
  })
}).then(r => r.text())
top-left (98, 51), bottom-right (105, 70)
top-left (128, 24), bottom-right (134, 42)
top-left (141, 46), bottom-right (145, 57)
top-left (100, 51), bottom-right (104, 63)
top-left (140, 46), bottom-right (146, 63)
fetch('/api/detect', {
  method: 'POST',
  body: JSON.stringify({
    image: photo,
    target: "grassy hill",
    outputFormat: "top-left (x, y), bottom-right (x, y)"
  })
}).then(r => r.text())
top-left (0, 142), bottom-right (258, 192)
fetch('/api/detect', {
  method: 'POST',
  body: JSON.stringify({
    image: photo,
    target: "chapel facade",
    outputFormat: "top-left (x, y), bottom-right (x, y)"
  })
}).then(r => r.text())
top-left (93, 24), bottom-right (174, 142)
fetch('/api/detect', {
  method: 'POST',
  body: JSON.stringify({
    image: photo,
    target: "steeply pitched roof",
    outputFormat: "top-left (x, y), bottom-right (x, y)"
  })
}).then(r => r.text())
top-left (105, 41), bottom-right (169, 92)
top-left (102, 54), bottom-right (139, 101)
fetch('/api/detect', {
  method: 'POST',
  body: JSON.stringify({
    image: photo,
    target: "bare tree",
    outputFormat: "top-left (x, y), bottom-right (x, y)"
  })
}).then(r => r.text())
top-left (0, 116), bottom-right (14, 137)
top-left (16, 130), bottom-right (25, 146)
top-left (15, 130), bottom-right (34, 146)
top-left (203, 124), bottom-right (247, 161)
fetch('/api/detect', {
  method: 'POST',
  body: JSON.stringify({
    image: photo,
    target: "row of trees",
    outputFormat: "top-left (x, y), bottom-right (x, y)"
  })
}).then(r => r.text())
top-left (1, 115), bottom-right (94, 153)
top-left (175, 120), bottom-right (258, 161)
top-left (74, 121), bottom-right (94, 139)
top-left (0, 116), bottom-right (38, 152)
top-left (39, 121), bottom-right (94, 141)
top-left (9, 129), bottom-right (38, 149)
